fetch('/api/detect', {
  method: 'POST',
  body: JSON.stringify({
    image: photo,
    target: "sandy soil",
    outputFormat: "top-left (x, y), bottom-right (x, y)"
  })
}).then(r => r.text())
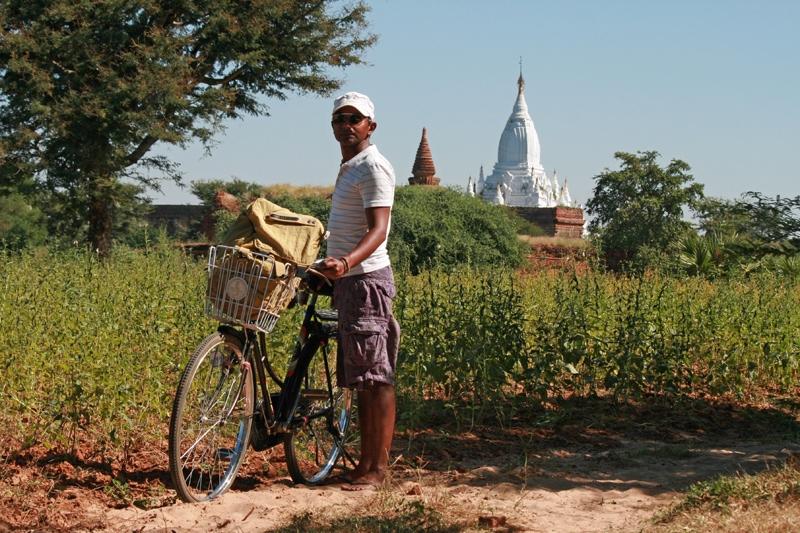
top-left (4, 398), bottom-right (799, 532)
top-left (100, 440), bottom-right (799, 532)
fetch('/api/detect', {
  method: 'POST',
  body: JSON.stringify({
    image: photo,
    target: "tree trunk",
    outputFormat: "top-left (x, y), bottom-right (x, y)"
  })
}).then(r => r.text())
top-left (88, 188), bottom-right (113, 256)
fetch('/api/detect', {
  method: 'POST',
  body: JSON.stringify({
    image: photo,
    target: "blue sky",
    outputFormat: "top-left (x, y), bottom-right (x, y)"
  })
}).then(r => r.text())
top-left (151, 0), bottom-right (800, 206)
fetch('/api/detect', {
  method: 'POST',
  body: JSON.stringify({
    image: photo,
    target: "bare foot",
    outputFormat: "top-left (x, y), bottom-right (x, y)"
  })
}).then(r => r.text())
top-left (345, 465), bottom-right (372, 483)
top-left (341, 472), bottom-right (383, 491)
top-left (341, 479), bottom-right (380, 491)
top-left (320, 473), bottom-right (353, 485)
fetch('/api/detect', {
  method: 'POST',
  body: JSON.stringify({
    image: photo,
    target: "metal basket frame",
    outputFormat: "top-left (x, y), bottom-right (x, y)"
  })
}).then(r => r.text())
top-left (205, 245), bottom-right (296, 333)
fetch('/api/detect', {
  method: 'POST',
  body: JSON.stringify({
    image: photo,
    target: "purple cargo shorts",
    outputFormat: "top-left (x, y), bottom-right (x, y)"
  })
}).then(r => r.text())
top-left (333, 266), bottom-right (400, 389)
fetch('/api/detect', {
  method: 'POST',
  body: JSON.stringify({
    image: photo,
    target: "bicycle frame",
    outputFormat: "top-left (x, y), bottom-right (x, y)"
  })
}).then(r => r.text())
top-left (230, 283), bottom-right (340, 449)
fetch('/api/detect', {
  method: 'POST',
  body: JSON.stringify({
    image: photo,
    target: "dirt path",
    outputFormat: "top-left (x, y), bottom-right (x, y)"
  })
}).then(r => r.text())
top-left (5, 398), bottom-right (798, 532)
top-left (101, 439), bottom-right (800, 532)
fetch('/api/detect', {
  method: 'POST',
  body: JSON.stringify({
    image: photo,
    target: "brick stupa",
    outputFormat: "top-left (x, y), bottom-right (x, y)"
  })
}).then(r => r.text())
top-left (408, 127), bottom-right (440, 186)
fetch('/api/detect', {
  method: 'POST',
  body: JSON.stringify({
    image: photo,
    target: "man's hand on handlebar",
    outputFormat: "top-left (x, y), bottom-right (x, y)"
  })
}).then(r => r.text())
top-left (314, 256), bottom-right (348, 280)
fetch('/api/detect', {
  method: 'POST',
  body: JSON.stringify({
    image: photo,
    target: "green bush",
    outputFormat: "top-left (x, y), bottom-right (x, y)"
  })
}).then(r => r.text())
top-left (390, 186), bottom-right (525, 273)
top-left (196, 180), bottom-right (527, 273)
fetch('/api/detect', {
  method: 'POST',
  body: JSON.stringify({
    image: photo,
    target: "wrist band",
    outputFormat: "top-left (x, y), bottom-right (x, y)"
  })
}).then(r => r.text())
top-left (339, 256), bottom-right (350, 273)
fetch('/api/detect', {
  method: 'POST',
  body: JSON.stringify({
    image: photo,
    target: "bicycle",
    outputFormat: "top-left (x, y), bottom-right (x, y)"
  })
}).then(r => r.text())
top-left (168, 244), bottom-right (359, 503)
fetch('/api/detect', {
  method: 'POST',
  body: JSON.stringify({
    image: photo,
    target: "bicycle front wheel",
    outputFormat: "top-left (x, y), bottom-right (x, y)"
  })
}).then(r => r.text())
top-left (284, 336), bottom-right (358, 484)
top-left (168, 331), bottom-right (254, 502)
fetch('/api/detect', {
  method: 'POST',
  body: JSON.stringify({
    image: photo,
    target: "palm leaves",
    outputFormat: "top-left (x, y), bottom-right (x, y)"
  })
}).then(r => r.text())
top-left (676, 231), bottom-right (800, 279)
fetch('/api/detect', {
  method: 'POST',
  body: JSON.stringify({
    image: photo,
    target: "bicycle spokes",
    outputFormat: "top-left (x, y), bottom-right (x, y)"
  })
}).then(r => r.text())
top-left (170, 334), bottom-right (254, 501)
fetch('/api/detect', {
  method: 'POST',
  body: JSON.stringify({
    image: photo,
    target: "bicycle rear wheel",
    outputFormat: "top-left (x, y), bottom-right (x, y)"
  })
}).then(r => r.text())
top-left (284, 337), bottom-right (358, 484)
top-left (168, 331), bottom-right (254, 502)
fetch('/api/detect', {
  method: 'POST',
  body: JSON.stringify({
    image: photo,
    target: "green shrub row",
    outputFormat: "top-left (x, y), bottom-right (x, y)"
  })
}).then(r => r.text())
top-left (1, 247), bottom-right (798, 461)
top-left (210, 185), bottom-right (527, 273)
top-left (397, 269), bottom-right (800, 424)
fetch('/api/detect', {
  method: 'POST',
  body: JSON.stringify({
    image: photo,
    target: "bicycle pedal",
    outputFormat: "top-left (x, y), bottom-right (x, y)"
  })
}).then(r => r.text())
top-left (315, 308), bottom-right (338, 321)
top-left (250, 408), bottom-right (284, 451)
top-left (300, 389), bottom-right (328, 401)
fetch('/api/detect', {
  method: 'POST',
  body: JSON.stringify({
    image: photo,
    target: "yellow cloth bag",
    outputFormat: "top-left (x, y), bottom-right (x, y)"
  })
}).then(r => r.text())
top-left (221, 198), bottom-right (325, 275)
top-left (214, 198), bottom-right (325, 317)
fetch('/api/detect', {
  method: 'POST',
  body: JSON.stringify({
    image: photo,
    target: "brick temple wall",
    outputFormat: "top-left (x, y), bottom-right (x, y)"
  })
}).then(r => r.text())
top-left (513, 206), bottom-right (585, 238)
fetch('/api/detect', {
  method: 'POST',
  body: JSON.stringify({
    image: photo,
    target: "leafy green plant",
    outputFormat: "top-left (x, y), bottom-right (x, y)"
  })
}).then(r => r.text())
top-left (104, 477), bottom-right (133, 506)
top-left (1, 246), bottom-right (798, 460)
top-left (768, 254), bottom-right (800, 281)
top-left (396, 267), bottom-right (800, 426)
top-left (0, 244), bottom-right (213, 463)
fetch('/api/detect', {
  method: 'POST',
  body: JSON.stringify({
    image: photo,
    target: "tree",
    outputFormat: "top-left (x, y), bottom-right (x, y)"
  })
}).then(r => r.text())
top-left (586, 151), bottom-right (704, 270)
top-left (695, 192), bottom-right (800, 261)
top-left (699, 193), bottom-right (800, 248)
top-left (0, 1), bottom-right (374, 254)
top-left (0, 192), bottom-right (47, 249)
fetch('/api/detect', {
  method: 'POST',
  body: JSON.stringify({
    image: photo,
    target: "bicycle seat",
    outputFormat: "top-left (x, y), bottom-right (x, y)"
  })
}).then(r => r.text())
top-left (315, 308), bottom-right (338, 322)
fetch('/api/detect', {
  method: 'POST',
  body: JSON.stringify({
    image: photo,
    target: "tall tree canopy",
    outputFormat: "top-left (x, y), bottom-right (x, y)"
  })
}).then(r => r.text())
top-left (0, 0), bottom-right (375, 253)
top-left (586, 151), bottom-right (704, 269)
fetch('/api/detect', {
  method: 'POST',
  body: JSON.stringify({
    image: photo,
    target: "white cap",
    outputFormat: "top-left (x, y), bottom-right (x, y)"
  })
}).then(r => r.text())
top-left (332, 91), bottom-right (375, 120)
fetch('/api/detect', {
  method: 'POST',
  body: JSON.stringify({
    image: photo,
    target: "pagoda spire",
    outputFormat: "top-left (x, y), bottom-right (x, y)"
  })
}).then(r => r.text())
top-left (552, 169), bottom-right (561, 198)
top-left (408, 127), bottom-right (440, 186)
top-left (518, 57), bottom-right (525, 94)
top-left (558, 178), bottom-right (574, 207)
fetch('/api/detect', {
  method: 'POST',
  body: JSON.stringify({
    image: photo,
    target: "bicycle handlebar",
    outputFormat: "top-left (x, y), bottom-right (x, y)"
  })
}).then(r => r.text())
top-left (293, 264), bottom-right (334, 299)
top-left (296, 266), bottom-right (331, 283)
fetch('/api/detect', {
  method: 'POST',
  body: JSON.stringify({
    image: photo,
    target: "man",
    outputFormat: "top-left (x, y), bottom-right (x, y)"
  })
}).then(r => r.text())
top-left (318, 91), bottom-right (400, 490)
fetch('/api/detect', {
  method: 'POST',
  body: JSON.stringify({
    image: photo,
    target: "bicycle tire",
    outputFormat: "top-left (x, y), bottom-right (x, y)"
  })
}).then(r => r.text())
top-left (284, 336), bottom-right (358, 484)
top-left (168, 331), bottom-right (254, 502)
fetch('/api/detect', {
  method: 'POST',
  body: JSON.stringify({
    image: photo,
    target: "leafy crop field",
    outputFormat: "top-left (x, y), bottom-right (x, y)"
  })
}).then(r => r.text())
top-left (398, 269), bottom-right (800, 425)
top-left (0, 246), bottom-right (214, 462)
top-left (1, 246), bottom-right (798, 465)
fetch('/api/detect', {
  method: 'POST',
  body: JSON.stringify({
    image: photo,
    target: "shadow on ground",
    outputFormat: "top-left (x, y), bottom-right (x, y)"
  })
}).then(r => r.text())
top-left (393, 395), bottom-right (800, 496)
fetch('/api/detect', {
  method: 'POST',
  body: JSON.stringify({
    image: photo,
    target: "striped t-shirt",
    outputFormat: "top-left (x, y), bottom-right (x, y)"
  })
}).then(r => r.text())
top-left (327, 144), bottom-right (395, 277)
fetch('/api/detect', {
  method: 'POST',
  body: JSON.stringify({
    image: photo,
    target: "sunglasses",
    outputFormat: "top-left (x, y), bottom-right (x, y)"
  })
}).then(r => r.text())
top-left (331, 113), bottom-right (369, 126)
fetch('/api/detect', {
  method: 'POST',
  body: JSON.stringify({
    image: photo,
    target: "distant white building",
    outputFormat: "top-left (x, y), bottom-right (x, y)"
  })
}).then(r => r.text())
top-left (472, 71), bottom-right (576, 208)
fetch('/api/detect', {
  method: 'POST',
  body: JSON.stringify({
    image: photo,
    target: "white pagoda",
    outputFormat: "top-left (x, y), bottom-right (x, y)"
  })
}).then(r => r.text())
top-left (471, 71), bottom-right (575, 208)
